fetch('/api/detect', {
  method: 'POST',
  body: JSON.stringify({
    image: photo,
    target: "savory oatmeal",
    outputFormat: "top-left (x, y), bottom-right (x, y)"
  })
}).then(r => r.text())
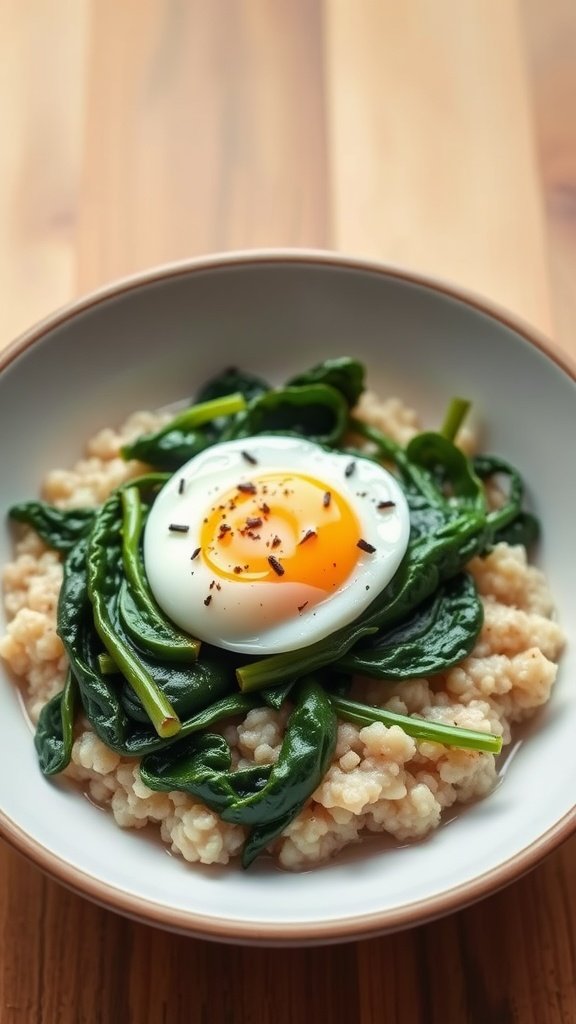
top-left (0, 386), bottom-right (564, 870)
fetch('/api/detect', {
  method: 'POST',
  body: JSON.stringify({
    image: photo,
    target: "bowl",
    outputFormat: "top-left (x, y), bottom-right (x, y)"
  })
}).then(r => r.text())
top-left (1, 250), bottom-right (575, 945)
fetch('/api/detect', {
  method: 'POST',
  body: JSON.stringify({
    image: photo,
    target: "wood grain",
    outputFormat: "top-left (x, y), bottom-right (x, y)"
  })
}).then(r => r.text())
top-left (0, 0), bottom-right (88, 349)
top-left (523, 0), bottom-right (576, 355)
top-left (0, 1), bottom-right (575, 1022)
top-left (325, 0), bottom-right (552, 334)
top-left (75, 0), bottom-right (329, 294)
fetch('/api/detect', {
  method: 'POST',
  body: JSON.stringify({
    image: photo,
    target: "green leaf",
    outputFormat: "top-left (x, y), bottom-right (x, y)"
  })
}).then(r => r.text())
top-left (337, 573), bottom-right (483, 678)
top-left (34, 670), bottom-right (78, 775)
top-left (9, 502), bottom-right (95, 552)
top-left (286, 357), bottom-right (365, 407)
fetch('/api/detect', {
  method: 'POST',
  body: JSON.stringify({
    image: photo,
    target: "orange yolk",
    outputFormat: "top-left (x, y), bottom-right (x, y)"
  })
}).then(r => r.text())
top-left (200, 472), bottom-right (362, 591)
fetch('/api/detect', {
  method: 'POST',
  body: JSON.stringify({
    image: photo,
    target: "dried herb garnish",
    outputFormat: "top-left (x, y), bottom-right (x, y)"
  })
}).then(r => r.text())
top-left (246, 516), bottom-right (263, 529)
top-left (190, 546), bottom-right (201, 560)
top-left (323, 491), bottom-right (331, 508)
top-left (357, 538), bottom-right (376, 554)
top-left (298, 529), bottom-right (317, 545)
top-left (345, 461), bottom-right (356, 478)
top-left (237, 482), bottom-right (257, 495)
top-left (168, 523), bottom-right (189, 533)
top-left (241, 451), bottom-right (258, 465)
top-left (268, 555), bottom-right (285, 576)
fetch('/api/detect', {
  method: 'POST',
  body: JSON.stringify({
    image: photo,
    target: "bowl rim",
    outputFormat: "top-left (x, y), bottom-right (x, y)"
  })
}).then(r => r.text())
top-left (1, 247), bottom-right (575, 945)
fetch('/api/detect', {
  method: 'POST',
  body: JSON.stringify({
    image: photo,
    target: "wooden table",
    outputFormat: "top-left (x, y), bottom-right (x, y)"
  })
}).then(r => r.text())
top-left (1, 2), bottom-right (575, 1021)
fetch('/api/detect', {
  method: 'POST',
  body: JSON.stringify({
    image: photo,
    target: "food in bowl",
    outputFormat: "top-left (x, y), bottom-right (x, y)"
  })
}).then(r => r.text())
top-left (0, 357), bottom-right (564, 870)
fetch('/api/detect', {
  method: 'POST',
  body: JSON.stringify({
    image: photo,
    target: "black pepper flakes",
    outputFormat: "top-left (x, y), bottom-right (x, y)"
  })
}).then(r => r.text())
top-left (357, 538), bottom-right (377, 554)
top-left (237, 481), bottom-right (257, 495)
top-left (204, 595), bottom-right (212, 607)
top-left (246, 516), bottom-right (263, 529)
top-left (241, 451), bottom-right (258, 465)
top-left (268, 555), bottom-right (285, 576)
top-left (168, 523), bottom-right (189, 533)
top-left (377, 500), bottom-right (396, 510)
top-left (298, 529), bottom-right (317, 545)
top-left (323, 491), bottom-right (331, 508)
top-left (260, 502), bottom-right (270, 515)
top-left (271, 535), bottom-right (282, 549)
top-left (345, 461), bottom-right (356, 478)
top-left (298, 601), bottom-right (309, 613)
top-left (190, 547), bottom-right (201, 560)
top-left (178, 478), bottom-right (185, 495)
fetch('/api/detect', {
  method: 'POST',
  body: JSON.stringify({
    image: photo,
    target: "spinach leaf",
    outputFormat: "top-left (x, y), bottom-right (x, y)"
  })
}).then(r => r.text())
top-left (225, 384), bottom-right (349, 447)
top-left (406, 432), bottom-right (485, 514)
top-left (337, 573), bottom-right (483, 678)
top-left (286, 357), bottom-right (365, 407)
top-left (119, 486), bottom-right (199, 662)
top-left (196, 367), bottom-right (270, 404)
top-left (492, 511), bottom-right (540, 548)
top-left (57, 537), bottom-right (133, 753)
top-left (34, 670), bottom-right (78, 775)
top-left (119, 647), bottom-right (237, 723)
top-left (121, 392), bottom-right (247, 470)
top-left (227, 677), bottom-right (337, 867)
top-left (140, 733), bottom-right (272, 812)
top-left (237, 509), bottom-right (489, 692)
top-left (57, 543), bottom-right (260, 760)
top-left (261, 677), bottom-right (298, 709)
top-left (141, 677), bottom-right (337, 867)
top-left (474, 454), bottom-right (531, 541)
top-left (86, 495), bottom-right (182, 738)
top-left (9, 502), bottom-right (95, 553)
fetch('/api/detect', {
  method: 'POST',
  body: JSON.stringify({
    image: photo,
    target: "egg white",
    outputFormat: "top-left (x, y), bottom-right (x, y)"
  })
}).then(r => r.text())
top-left (143, 436), bottom-right (410, 655)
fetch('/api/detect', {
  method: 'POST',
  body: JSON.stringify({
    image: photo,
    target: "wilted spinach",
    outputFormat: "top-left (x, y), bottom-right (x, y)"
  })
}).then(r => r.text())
top-left (14, 358), bottom-right (539, 867)
top-left (34, 670), bottom-right (78, 775)
top-left (9, 502), bottom-right (95, 552)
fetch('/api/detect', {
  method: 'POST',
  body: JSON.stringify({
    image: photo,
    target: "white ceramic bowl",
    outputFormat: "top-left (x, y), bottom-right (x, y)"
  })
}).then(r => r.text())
top-left (1, 251), bottom-right (575, 945)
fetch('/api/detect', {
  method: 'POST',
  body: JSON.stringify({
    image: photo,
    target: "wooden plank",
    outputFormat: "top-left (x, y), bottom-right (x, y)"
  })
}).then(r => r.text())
top-left (325, 0), bottom-right (553, 334)
top-left (1, 1), bottom-right (575, 1022)
top-left (522, 0), bottom-right (576, 355)
top-left (0, 0), bottom-right (88, 348)
top-left (76, 0), bottom-right (329, 294)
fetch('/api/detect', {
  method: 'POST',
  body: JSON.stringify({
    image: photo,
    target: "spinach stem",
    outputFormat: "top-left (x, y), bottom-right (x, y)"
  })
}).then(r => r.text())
top-left (98, 652), bottom-right (117, 675)
top-left (440, 397), bottom-right (471, 442)
top-left (236, 627), bottom-right (379, 693)
top-left (92, 600), bottom-right (182, 738)
top-left (161, 392), bottom-right (247, 431)
top-left (120, 486), bottom-right (200, 657)
top-left (88, 498), bottom-right (182, 739)
top-left (331, 696), bottom-right (502, 754)
top-left (350, 418), bottom-right (444, 507)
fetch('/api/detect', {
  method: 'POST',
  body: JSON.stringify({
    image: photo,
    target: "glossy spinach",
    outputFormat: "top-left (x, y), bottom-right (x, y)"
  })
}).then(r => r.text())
top-left (34, 670), bottom-right (78, 775)
top-left (337, 572), bottom-right (483, 678)
top-left (141, 677), bottom-right (337, 867)
top-left (9, 502), bottom-right (95, 552)
top-left (286, 356), bottom-right (365, 407)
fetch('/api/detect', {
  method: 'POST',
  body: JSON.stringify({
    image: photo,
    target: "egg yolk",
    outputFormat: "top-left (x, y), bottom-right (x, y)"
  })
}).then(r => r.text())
top-left (200, 472), bottom-right (362, 592)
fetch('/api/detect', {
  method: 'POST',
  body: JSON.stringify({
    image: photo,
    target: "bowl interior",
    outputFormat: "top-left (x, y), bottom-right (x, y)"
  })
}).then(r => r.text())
top-left (1, 256), bottom-right (575, 942)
